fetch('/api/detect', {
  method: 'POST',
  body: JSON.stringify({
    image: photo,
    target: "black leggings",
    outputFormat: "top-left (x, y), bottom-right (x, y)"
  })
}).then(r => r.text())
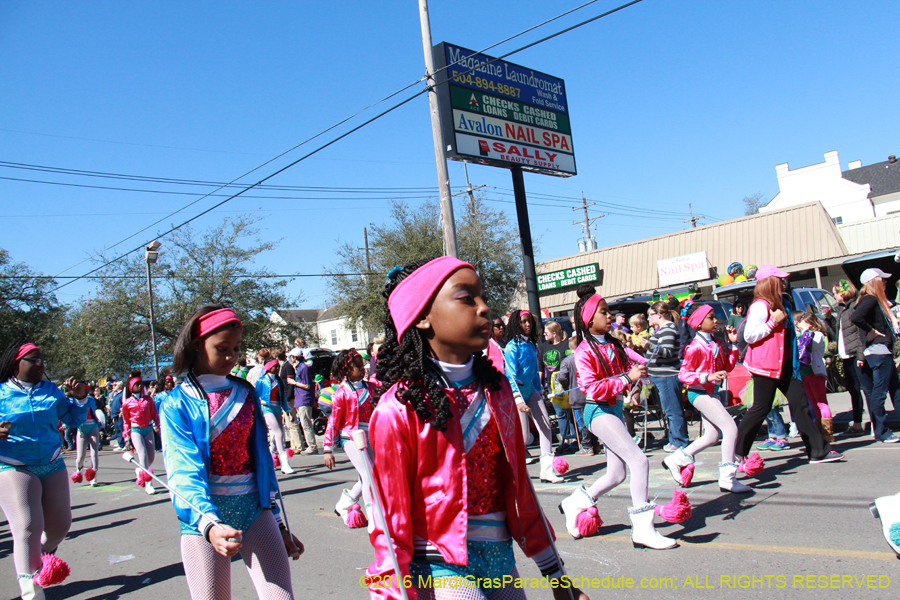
top-left (841, 358), bottom-right (865, 424)
top-left (736, 367), bottom-right (829, 460)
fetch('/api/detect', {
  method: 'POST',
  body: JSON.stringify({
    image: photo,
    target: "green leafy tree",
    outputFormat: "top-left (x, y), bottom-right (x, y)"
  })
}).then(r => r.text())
top-left (0, 248), bottom-right (62, 353)
top-left (54, 216), bottom-right (313, 380)
top-left (328, 195), bottom-right (523, 333)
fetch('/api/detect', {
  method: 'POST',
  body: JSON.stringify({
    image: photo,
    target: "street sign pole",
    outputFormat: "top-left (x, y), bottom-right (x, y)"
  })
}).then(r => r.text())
top-left (419, 0), bottom-right (458, 258)
top-left (511, 166), bottom-right (541, 320)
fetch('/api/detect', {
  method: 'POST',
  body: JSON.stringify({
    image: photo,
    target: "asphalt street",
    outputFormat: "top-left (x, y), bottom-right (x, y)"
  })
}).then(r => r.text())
top-left (1, 390), bottom-right (898, 600)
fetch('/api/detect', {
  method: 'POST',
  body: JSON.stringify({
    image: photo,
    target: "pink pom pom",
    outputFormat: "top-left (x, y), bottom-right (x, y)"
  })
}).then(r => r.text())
top-left (136, 470), bottom-right (152, 487)
top-left (84, 468), bottom-right (96, 482)
top-left (273, 454), bottom-right (280, 468)
top-left (33, 554), bottom-right (70, 587)
top-left (575, 506), bottom-right (602, 537)
top-left (743, 453), bottom-right (765, 477)
top-left (286, 448), bottom-right (295, 459)
top-left (680, 463), bottom-right (695, 487)
top-left (552, 457), bottom-right (569, 476)
top-left (345, 503), bottom-right (368, 529)
top-left (70, 471), bottom-right (83, 484)
top-left (655, 489), bottom-right (692, 523)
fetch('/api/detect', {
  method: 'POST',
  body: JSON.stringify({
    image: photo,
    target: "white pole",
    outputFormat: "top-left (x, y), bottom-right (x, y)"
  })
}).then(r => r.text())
top-left (419, 0), bottom-right (458, 258)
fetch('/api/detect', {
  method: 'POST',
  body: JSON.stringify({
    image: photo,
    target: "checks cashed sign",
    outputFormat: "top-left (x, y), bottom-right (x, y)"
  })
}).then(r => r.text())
top-left (537, 263), bottom-right (599, 292)
top-left (657, 252), bottom-right (709, 287)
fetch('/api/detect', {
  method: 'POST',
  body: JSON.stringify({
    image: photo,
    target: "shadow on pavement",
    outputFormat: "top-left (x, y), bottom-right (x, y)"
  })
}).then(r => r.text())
top-left (42, 561), bottom-right (184, 600)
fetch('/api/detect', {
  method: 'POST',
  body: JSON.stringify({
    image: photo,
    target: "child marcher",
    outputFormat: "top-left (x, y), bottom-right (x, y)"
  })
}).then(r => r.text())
top-left (323, 349), bottom-right (375, 530)
top-left (559, 285), bottom-right (689, 550)
top-left (68, 380), bottom-right (101, 487)
top-left (796, 311), bottom-right (832, 442)
top-left (668, 303), bottom-right (751, 493)
top-left (255, 359), bottom-right (295, 475)
top-left (504, 309), bottom-right (565, 483)
top-left (366, 257), bottom-right (590, 599)
top-left (122, 376), bottom-right (160, 494)
top-left (161, 305), bottom-right (302, 599)
top-left (0, 341), bottom-right (85, 599)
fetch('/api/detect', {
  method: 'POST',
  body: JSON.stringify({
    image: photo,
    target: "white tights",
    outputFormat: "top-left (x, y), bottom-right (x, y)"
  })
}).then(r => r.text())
top-left (76, 427), bottom-right (100, 472)
top-left (341, 438), bottom-right (373, 511)
top-left (519, 390), bottom-right (554, 455)
top-left (682, 394), bottom-right (737, 464)
top-left (264, 412), bottom-right (286, 456)
top-left (586, 413), bottom-right (649, 506)
top-left (0, 468), bottom-right (71, 579)
top-left (130, 429), bottom-right (155, 475)
top-left (181, 509), bottom-right (293, 599)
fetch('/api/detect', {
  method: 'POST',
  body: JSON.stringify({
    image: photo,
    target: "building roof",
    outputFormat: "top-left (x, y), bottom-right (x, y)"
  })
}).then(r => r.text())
top-left (838, 213), bottom-right (900, 255)
top-left (274, 309), bottom-right (322, 324)
top-left (842, 158), bottom-right (900, 197)
top-left (522, 201), bottom-right (848, 310)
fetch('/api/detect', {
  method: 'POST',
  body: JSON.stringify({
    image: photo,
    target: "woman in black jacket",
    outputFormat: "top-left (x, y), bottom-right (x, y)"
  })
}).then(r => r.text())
top-left (834, 280), bottom-right (867, 436)
top-left (850, 269), bottom-right (900, 443)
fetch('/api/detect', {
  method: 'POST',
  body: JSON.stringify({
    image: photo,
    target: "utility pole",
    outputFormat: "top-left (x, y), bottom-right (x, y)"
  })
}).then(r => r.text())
top-left (363, 227), bottom-right (372, 275)
top-left (418, 0), bottom-right (458, 257)
top-left (572, 194), bottom-right (604, 251)
top-left (683, 203), bottom-right (705, 228)
top-left (461, 164), bottom-right (487, 214)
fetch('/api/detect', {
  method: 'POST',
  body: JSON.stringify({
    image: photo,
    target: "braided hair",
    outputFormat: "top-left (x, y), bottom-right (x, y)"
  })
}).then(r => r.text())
top-left (374, 258), bottom-right (503, 432)
top-left (0, 337), bottom-right (26, 384)
top-left (572, 284), bottom-right (627, 379)
top-left (505, 308), bottom-right (540, 345)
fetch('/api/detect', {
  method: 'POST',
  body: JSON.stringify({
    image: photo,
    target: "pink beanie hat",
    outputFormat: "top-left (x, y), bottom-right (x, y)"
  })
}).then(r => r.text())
top-left (388, 256), bottom-right (475, 340)
top-left (686, 304), bottom-right (713, 330)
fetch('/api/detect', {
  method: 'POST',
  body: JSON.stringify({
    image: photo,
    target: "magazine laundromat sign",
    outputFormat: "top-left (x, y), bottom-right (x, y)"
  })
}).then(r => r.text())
top-left (538, 263), bottom-right (599, 292)
top-left (434, 42), bottom-right (576, 177)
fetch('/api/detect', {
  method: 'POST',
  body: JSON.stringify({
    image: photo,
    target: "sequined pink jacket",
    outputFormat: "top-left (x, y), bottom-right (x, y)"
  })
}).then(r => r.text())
top-left (364, 378), bottom-right (555, 599)
top-left (679, 333), bottom-right (738, 393)
top-left (574, 339), bottom-right (633, 405)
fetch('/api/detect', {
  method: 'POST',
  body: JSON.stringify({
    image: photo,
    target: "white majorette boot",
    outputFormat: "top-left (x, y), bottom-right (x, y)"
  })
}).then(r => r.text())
top-left (628, 503), bottom-right (677, 550)
top-left (719, 462), bottom-right (752, 493)
top-left (18, 577), bottom-right (45, 600)
top-left (661, 448), bottom-right (693, 486)
top-left (558, 485), bottom-right (601, 539)
top-left (279, 452), bottom-right (295, 475)
top-left (870, 491), bottom-right (900, 555)
top-left (540, 453), bottom-right (564, 483)
top-left (334, 488), bottom-right (359, 522)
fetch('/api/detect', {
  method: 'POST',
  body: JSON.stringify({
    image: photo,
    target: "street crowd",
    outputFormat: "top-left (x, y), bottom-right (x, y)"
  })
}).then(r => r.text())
top-left (1, 257), bottom-right (899, 600)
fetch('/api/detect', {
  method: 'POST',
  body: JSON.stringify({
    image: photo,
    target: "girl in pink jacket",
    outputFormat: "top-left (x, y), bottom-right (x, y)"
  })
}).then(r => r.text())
top-left (323, 349), bottom-right (375, 530)
top-left (559, 285), bottom-right (687, 552)
top-left (669, 303), bottom-right (750, 493)
top-left (122, 376), bottom-right (160, 494)
top-left (365, 257), bottom-right (589, 600)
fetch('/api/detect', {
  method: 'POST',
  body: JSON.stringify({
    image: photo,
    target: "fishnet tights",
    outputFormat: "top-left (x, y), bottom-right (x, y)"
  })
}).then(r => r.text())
top-left (181, 509), bottom-right (293, 599)
top-left (415, 566), bottom-right (528, 600)
top-left (0, 468), bottom-right (71, 577)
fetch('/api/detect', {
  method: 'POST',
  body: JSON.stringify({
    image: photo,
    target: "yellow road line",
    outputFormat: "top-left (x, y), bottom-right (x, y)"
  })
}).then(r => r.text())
top-left (557, 532), bottom-right (896, 560)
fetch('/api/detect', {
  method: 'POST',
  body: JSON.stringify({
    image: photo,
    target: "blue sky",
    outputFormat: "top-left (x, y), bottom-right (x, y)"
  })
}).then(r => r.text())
top-left (2, 0), bottom-right (898, 309)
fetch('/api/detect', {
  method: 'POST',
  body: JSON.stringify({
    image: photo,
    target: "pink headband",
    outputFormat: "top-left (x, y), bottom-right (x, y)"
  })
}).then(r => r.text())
top-left (264, 359), bottom-right (280, 373)
top-left (194, 308), bottom-right (243, 338)
top-left (580, 294), bottom-right (604, 325)
top-left (687, 304), bottom-right (713, 330)
top-left (128, 376), bottom-right (142, 390)
top-left (387, 256), bottom-right (475, 340)
top-left (14, 343), bottom-right (40, 361)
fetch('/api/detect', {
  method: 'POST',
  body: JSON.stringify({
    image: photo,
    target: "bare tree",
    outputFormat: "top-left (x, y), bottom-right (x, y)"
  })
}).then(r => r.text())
top-left (743, 192), bottom-right (766, 216)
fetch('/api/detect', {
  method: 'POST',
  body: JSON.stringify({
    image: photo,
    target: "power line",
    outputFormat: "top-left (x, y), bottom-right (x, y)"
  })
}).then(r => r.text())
top-left (0, 273), bottom-right (373, 280)
top-left (45, 0), bottom-right (647, 293)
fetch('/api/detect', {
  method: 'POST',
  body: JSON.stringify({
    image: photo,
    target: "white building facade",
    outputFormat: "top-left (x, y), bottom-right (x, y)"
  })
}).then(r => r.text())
top-left (762, 150), bottom-right (900, 224)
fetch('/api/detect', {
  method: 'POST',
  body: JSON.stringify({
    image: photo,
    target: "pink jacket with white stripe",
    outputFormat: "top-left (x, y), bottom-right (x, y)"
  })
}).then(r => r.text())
top-left (574, 338), bottom-right (633, 405)
top-left (679, 333), bottom-right (738, 393)
top-left (743, 298), bottom-right (787, 378)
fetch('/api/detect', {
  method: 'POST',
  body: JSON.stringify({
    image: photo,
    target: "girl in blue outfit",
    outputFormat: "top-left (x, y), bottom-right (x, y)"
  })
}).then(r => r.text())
top-left (161, 305), bottom-right (302, 600)
top-left (0, 340), bottom-right (87, 600)
top-left (69, 380), bottom-right (101, 487)
top-left (503, 309), bottom-right (563, 483)
top-left (255, 359), bottom-right (294, 474)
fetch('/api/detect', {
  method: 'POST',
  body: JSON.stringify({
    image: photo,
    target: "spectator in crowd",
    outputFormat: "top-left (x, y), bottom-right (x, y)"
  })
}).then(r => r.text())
top-left (644, 301), bottom-right (689, 453)
top-left (109, 381), bottom-right (126, 451)
top-left (247, 348), bottom-right (271, 386)
top-left (491, 314), bottom-right (507, 348)
top-left (727, 300), bottom-right (746, 329)
top-left (611, 312), bottom-right (631, 333)
top-left (834, 280), bottom-right (866, 437)
top-left (291, 351), bottom-right (318, 454)
top-left (282, 348), bottom-right (305, 452)
top-left (557, 336), bottom-right (602, 456)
